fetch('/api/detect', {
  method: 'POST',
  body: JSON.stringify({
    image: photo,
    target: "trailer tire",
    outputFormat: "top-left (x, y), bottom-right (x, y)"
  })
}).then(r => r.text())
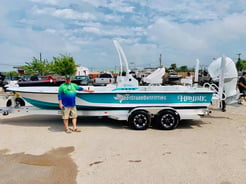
top-left (3, 111), bottom-right (9, 116)
top-left (6, 99), bottom-right (12, 107)
top-left (6, 98), bottom-right (25, 107)
top-left (15, 98), bottom-right (25, 107)
top-left (156, 110), bottom-right (179, 130)
top-left (128, 110), bottom-right (151, 130)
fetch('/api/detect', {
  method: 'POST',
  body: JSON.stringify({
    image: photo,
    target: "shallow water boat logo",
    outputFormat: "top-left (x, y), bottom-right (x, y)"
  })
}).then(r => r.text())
top-left (114, 94), bottom-right (125, 103)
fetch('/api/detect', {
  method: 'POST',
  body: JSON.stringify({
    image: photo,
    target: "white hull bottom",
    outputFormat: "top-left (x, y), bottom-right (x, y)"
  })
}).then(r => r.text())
top-left (2, 105), bottom-right (209, 121)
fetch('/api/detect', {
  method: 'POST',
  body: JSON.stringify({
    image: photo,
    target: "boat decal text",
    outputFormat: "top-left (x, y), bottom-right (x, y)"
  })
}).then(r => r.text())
top-left (114, 94), bottom-right (208, 103)
top-left (178, 95), bottom-right (207, 102)
top-left (114, 94), bottom-right (166, 103)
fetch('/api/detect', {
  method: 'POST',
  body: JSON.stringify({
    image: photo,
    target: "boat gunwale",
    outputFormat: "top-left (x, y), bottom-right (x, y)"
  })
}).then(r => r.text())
top-left (9, 90), bottom-right (214, 95)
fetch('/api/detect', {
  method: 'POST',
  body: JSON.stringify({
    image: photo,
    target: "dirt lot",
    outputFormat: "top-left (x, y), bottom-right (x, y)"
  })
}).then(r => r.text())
top-left (0, 97), bottom-right (246, 184)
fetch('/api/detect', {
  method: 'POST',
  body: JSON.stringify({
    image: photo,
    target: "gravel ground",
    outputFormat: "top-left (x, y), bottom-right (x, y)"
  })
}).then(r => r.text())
top-left (0, 93), bottom-right (246, 184)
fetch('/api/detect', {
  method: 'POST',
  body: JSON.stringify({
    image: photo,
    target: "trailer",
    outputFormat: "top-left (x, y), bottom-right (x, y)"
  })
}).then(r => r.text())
top-left (0, 93), bottom-right (211, 130)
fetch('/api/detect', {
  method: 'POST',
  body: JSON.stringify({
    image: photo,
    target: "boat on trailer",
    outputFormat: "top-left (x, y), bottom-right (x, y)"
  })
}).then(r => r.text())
top-left (3, 40), bottom-right (214, 130)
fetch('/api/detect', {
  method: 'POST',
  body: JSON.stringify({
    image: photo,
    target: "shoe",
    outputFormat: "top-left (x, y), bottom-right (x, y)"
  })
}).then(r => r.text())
top-left (238, 101), bottom-right (245, 105)
top-left (72, 128), bottom-right (81, 132)
top-left (65, 129), bottom-right (72, 134)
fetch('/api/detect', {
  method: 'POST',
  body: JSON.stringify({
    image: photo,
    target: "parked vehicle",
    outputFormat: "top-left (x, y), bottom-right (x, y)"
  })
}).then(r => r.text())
top-left (16, 75), bottom-right (59, 87)
top-left (73, 75), bottom-right (90, 85)
top-left (93, 73), bottom-right (114, 86)
top-left (40, 75), bottom-right (56, 82)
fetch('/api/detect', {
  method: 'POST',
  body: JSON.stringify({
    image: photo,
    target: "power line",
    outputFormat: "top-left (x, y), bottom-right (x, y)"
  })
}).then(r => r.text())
top-left (0, 63), bottom-right (16, 66)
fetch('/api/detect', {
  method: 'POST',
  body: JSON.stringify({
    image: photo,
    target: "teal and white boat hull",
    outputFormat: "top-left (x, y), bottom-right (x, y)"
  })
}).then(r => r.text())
top-left (7, 85), bottom-right (213, 111)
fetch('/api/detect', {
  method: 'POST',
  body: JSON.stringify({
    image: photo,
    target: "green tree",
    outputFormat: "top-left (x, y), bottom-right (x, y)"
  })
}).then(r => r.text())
top-left (236, 59), bottom-right (246, 71)
top-left (243, 60), bottom-right (246, 70)
top-left (5, 71), bottom-right (19, 78)
top-left (22, 57), bottom-right (50, 76)
top-left (51, 54), bottom-right (77, 76)
top-left (170, 63), bottom-right (177, 70)
top-left (177, 65), bottom-right (189, 72)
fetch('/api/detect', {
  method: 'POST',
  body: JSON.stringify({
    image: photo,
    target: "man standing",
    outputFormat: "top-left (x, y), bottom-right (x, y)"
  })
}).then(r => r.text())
top-left (238, 72), bottom-right (246, 102)
top-left (58, 74), bottom-right (94, 133)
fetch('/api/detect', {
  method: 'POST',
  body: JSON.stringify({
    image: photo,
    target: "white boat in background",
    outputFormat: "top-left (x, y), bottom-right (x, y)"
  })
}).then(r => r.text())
top-left (206, 56), bottom-right (240, 105)
top-left (142, 67), bottom-right (165, 85)
top-left (4, 40), bottom-right (214, 130)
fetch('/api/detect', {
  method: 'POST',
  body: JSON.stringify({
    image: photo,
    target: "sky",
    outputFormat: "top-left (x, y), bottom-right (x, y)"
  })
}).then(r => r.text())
top-left (1, 0), bottom-right (246, 72)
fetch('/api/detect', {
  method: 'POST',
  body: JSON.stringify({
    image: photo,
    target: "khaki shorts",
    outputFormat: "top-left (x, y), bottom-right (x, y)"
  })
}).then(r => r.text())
top-left (61, 107), bottom-right (77, 119)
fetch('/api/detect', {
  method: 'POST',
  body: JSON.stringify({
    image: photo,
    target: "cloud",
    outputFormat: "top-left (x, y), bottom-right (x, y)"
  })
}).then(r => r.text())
top-left (29, 0), bottom-right (60, 5)
top-left (148, 18), bottom-right (206, 50)
top-left (1, 0), bottom-right (246, 71)
top-left (33, 7), bottom-right (96, 20)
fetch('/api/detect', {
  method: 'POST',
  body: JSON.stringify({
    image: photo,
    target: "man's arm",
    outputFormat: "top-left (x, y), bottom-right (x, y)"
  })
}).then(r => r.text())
top-left (83, 88), bottom-right (94, 93)
top-left (239, 81), bottom-right (246, 89)
top-left (58, 100), bottom-right (63, 109)
top-left (75, 84), bottom-right (94, 92)
top-left (58, 86), bottom-right (63, 109)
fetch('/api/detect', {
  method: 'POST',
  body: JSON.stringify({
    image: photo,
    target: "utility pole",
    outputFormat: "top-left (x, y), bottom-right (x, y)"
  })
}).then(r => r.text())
top-left (237, 53), bottom-right (241, 61)
top-left (159, 54), bottom-right (162, 67)
top-left (40, 52), bottom-right (42, 62)
top-left (236, 53), bottom-right (242, 71)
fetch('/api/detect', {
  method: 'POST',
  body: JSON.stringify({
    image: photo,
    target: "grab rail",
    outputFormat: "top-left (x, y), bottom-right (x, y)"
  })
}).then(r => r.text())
top-left (203, 82), bottom-right (226, 100)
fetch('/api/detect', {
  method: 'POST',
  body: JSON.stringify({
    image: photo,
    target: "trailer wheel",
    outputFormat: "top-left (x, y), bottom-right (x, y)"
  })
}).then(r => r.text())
top-left (128, 110), bottom-right (151, 130)
top-left (6, 98), bottom-right (25, 107)
top-left (3, 111), bottom-right (9, 116)
top-left (15, 98), bottom-right (25, 107)
top-left (6, 99), bottom-right (12, 107)
top-left (156, 110), bottom-right (179, 130)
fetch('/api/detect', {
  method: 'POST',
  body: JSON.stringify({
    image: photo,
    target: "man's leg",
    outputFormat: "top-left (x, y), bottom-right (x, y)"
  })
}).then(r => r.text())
top-left (62, 107), bottom-right (71, 133)
top-left (72, 118), bottom-right (81, 132)
top-left (243, 90), bottom-right (246, 101)
top-left (71, 107), bottom-right (81, 132)
top-left (63, 119), bottom-right (69, 131)
top-left (72, 118), bottom-right (77, 130)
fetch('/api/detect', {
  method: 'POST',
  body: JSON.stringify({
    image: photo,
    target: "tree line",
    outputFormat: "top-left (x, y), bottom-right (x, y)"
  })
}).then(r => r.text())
top-left (4, 55), bottom-right (246, 78)
top-left (236, 58), bottom-right (246, 71)
top-left (5, 54), bottom-right (77, 77)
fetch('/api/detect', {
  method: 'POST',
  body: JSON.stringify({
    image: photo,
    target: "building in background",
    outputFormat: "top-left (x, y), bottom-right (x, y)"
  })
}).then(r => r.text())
top-left (76, 66), bottom-right (89, 76)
